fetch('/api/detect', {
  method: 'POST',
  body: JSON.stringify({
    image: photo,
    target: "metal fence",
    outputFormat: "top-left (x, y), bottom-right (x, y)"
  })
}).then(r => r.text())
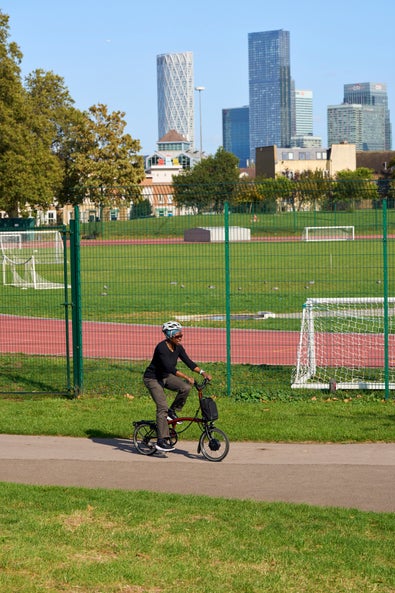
top-left (0, 184), bottom-right (394, 397)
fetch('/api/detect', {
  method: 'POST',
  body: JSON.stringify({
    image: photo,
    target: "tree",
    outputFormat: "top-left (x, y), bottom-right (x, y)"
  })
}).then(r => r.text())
top-left (130, 198), bottom-right (152, 219)
top-left (62, 103), bottom-right (145, 206)
top-left (292, 170), bottom-right (334, 211)
top-left (0, 12), bottom-right (147, 216)
top-left (0, 13), bottom-right (63, 217)
top-left (327, 168), bottom-right (378, 211)
top-left (173, 147), bottom-right (239, 212)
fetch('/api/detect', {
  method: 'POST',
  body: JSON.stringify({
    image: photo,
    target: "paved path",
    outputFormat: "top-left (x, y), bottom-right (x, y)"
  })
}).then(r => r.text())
top-left (0, 435), bottom-right (394, 513)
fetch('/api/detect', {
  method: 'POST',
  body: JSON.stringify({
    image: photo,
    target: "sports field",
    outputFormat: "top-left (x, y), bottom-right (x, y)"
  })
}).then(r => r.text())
top-left (1, 211), bottom-right (394, 394)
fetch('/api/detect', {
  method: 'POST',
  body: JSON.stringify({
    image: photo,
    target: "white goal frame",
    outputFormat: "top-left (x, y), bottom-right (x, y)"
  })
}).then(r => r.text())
top-left (0, 230), bottom-right (66, 290)
top-left (2, 255), bottom-right (66, 290)
top-left (292, 297), bottom-right (395, 390)
top-left (0, 229), bottom-right (64, 264)
top-left (303, 226), bottom-right (355, 242)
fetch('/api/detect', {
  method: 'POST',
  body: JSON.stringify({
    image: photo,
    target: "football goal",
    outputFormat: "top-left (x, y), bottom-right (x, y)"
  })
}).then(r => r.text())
top-left (303, 226), bottom-right (355, 241)
top-left (0, 229), bottom-right (64, 264)
top-left (2, 255), bottom-right (65, 290)
top-left (292, 297), bottom-right (395, 390)
top-left (0, 230), bottom-right (65, 290)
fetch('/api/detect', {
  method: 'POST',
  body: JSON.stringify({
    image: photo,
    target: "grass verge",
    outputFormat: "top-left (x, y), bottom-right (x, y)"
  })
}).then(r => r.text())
top-left (0, 483), bottom-right (393, 593)
top-left (0, 359), bottom-right (394, 442)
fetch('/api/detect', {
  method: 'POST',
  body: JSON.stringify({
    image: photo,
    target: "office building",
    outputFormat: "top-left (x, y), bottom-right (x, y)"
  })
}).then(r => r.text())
top-left (294, 90), bottom-right (313, 136)
top-left (256, 144), bottom-right (356, 179)
top-left (157, 52), bottom-right (194, 148)
top-left (291, 89), bottom-right (322, 147)
top-left (328, 82), bottom-right (392, 151)
top-left (222, 106), bottom-right (250, 167)
top-left (248, 29), bottom-right (292, 162)
top-left (344, 82), bottom-right (391, 150)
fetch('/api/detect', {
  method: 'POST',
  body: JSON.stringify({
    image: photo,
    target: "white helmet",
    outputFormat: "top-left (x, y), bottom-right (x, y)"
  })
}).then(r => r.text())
top-left (162, 321), bottom-right (182, 338)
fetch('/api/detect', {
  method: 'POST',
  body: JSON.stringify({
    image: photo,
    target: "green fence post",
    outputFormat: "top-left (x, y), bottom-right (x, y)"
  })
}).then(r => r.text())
top-left (70, 205), bottom-right (83, 396)
top-left (382, 199), bottom-right (390, 400)
top-left (62, 225), bottom-right (71, 393)
top-left (224, 201), bottom-right (231, 396)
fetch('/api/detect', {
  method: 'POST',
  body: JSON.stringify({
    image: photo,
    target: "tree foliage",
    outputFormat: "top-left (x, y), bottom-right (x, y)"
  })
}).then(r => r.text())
top-left (0, 14), bottom-right (63, 216)
top-left (61, 104), bottom-right (144, 206)
top-left (326, 168), bottom-right (378, 210)
top-left (173, 147), bottom-right (239, 212)
top-left (130, 198), bottom-right (152, 219)
top-left (0, 11), bottom-right (145, 216)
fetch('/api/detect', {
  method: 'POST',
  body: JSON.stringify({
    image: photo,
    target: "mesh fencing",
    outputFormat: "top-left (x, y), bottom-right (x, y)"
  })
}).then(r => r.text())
top-left (0, 184), bottom-right (394, 396)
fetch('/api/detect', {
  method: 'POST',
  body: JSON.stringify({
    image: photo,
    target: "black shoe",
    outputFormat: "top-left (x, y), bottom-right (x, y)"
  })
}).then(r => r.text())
top-left (155, 439), bottom-right (175, 452)
top-left (167, 408), bottom-right (183, 424)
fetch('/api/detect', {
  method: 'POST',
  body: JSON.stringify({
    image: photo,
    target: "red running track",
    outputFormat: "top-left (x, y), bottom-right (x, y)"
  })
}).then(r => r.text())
top-left (2, 314), bottom-right (394, 367)
top-left (2, 315), bottom-right (298, 365)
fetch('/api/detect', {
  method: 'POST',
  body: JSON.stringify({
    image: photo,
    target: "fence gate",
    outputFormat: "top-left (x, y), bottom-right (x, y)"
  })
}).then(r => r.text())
top-left (0, 225), bottom-right (72, 395)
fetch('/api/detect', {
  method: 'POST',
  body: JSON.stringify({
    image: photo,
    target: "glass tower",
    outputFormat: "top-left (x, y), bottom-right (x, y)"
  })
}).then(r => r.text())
top-left (294, 90), bottom-right (313, 136)
top-left (248, 30), bottom-right (292, 163)
top-left (343, 82), bottom-right (391, 150)
top-left (222, 106), bottom-right (250, 167)
top-left (157, 52), bottom-right (194, 147)
top-left (328, 82), bottom-right (392, 151)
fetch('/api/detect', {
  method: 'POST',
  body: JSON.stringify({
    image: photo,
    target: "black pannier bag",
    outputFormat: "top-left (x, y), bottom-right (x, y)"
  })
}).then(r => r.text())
top-left (200, 397), bottom-right (218, 421)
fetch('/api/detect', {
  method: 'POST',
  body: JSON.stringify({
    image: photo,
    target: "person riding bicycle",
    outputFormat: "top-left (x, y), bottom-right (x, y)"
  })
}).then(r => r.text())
top-left (143, 321), bottom-right (211, 452)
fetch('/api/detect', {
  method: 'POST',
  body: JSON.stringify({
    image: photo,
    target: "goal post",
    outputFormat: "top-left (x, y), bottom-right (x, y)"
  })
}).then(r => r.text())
top-left (302, 226), bottom-right (355, 241)
top-left (0, 229), bottom-right (64, 264)
top-left (292, 297), bottom-right (395, 390)
top-left (2, 255), bottom-right (66, 290)
top-left (0, 229), bottom-right (66, 290)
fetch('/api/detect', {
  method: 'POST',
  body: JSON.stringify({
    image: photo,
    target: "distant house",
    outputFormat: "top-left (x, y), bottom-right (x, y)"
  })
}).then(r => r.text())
top-left (255, 143), bottom-right (357, 179)
top-left (356, 150), bottom-right (395, 177)
top-left (145, 130), bottom-right (203, 173)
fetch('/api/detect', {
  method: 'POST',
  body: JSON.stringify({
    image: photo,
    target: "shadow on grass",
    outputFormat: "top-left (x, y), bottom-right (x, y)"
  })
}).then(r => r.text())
top-left (0, 369), bottom-right (71, 397)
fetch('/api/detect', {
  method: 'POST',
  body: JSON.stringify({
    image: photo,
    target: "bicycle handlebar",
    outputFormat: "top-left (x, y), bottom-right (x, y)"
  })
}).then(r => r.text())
top-left (194, 377), bottom-right (211, 391)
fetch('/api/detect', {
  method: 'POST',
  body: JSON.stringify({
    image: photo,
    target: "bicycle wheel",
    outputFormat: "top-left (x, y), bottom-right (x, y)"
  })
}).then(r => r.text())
top-left (133, 422), bottom-right (157, 455)
top-left (198, 426), bottom-right (230, 462)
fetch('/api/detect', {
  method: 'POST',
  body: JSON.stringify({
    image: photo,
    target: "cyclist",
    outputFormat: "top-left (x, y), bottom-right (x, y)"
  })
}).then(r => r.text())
top-left (143, 321), bottom-right (211, 452)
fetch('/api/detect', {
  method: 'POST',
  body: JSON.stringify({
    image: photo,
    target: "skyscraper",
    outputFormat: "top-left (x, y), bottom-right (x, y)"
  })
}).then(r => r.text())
top-left (294, 90), bottom-right (313, 136)
top-left (290, 89), bottom-right (322, 148)
top-left (222, 106), bottom-right (250, 167)
top-left (157, 52), bottom-right (194, 147)
top-left (343, 82), bottom-right (391, 150)
top-left (328, 82), bottom-right (392, 151)
top-left (248, 30), bottom-right (292, 162)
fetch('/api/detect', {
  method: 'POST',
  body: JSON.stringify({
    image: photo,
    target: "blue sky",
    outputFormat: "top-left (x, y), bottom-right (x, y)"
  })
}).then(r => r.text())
top-left (1, 0), bottom-right (394, 156)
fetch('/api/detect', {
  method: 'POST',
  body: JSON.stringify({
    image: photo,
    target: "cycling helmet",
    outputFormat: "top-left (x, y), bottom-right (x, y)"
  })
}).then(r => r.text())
top-left (162, 321), bottom-right (183, 338)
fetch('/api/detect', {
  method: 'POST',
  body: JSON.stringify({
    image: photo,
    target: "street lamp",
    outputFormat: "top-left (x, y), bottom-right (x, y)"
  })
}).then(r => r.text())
top-left (195, 86), bottom-right (205, 157)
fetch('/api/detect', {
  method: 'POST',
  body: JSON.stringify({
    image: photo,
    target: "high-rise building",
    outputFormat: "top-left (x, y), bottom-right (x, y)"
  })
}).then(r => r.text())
top-left (157, 52), bottom-right (194, 148)
top-left (344, 82), bottom-right (391, 150)
top-left (248, 29), bottom-right (292, 162)
top-left (328, 82), bottom-right (392, 151)
top-left (294, 90), bottom-right (313, 136)
top-left (291, 89), bottom-right (322, 148)
top-left (222, 106), bottom-right (250, 167)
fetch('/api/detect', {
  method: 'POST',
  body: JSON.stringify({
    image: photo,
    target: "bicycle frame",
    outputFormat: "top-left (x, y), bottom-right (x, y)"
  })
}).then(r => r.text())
top-left (133, 378), bottom-right (230, 461)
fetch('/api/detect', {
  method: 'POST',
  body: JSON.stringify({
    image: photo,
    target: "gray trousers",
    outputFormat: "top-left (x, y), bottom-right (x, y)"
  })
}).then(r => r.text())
top-left (143, 375), bottom-right (192, 439)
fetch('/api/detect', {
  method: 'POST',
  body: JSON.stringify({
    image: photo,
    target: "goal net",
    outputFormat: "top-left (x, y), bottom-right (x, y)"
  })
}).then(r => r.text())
top-left (303, 226), bottom-right (355, 241)
top-left (292, 297), bottom-right (395, 390)
top-left (2, 255), bottom-right (65, 290)
top-left (0, 230), bottom-right (64, 264)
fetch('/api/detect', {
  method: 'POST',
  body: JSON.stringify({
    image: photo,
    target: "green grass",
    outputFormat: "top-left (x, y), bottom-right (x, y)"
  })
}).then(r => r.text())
top-left (0, 211), bottom-right (395, 402)
top-left (0, 483), bottom-right (393, 593)
top-left (0, 357), bottom-right (394, 442)
top-left (0, 213), bottom-right (393, 593)
top-left (82, 208), bottom-right (395, 239)
top-left (1, 237), bottom-right (394, 330)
